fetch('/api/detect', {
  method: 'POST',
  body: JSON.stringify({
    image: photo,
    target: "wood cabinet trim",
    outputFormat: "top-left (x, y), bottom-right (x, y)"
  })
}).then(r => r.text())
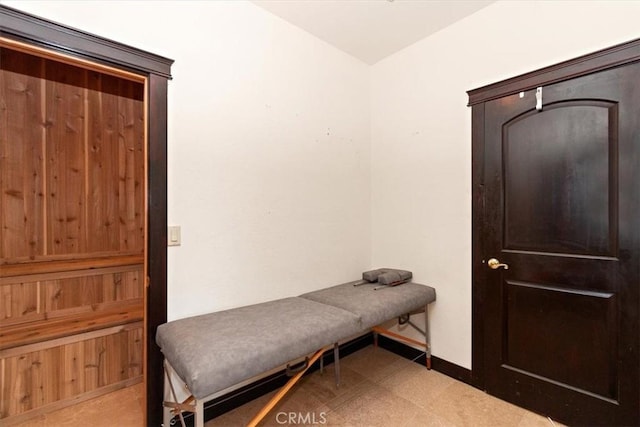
top-left (0, 256), bottom-right (144, 281)
top-left (0, 321), bottom-right (143, 358)
top-left (0, 300), bottom-right (143, 351)
top-left (0, 36), bottom-right (146, 83)
top-left (0, 5), bottom-right (172, 79)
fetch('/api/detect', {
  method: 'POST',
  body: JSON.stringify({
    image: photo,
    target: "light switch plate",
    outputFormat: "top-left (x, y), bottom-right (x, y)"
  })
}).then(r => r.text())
top-left (168, 226), bottom-right (181, 246)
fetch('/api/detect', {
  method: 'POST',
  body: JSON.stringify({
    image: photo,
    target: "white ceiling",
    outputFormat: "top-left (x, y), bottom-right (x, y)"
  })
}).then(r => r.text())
top-left (252, 0), bottom-right (494, 64)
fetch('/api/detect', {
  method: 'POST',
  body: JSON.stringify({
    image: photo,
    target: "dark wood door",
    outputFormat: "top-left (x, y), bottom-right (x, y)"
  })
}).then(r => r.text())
top-left (480, 62), bottom-right (639, 425)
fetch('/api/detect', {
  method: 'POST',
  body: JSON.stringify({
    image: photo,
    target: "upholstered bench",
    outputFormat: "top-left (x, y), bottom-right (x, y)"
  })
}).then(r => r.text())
top-left (300, 280), bottom-right (436, 330)
top-left (156, 297), bottom-right (361, 401)
top-left (157, 273), bottom-right (436, 427)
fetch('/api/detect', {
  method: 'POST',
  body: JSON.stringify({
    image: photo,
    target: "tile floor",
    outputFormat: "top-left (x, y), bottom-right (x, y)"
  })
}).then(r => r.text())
top-left (208, 346), bottom-right (563, 427)
top-left (16, 346), bottom-right (564, 426)
top-left (17, 381), bottom-right (145, 427)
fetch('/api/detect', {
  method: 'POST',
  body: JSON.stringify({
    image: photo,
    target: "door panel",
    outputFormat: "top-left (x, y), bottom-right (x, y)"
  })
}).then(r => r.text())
top-left (506, 281), bottom-right (617, 399)
top-left (481, 62), bottom-right (639, 425)
top-left (503, 101), bottom-right (617, 256)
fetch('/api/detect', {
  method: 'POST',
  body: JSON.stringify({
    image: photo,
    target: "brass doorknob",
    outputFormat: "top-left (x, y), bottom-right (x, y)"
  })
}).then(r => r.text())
top-left (487, 258), bottom-right (509, 270)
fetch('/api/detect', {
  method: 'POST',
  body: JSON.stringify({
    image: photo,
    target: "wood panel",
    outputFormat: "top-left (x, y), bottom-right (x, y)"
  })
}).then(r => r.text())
top-left (118, 78), bottom-right (145, 253)
top-left (0, 280), bottom-right (40, 326)
top-left (0, 47), bottom-right (45, 261)
top-left (86, 72), bottom-right (117, 253)
top-left (0, 265), bottom-right (142, 327)
top-left (0, 325), bottom-right (143, 420)
top-left (503, 101), bottom-right (617, 256)
top-left (1, 47), bottom-right (145, 265)
top-left (506, 281), bottom-right (617, 399)
top-left (42, 268), bottom-right (142, 314)
top-left (85, 72), bottom-right (145, 255)
top-left (0, 266), bottom-right (143, 350)
top-left (2, 7), bottom-right (173, 425)
top-left (45, 60), bottom-right (86, 256)
top-left (1, 45), bottom-right (147, 424)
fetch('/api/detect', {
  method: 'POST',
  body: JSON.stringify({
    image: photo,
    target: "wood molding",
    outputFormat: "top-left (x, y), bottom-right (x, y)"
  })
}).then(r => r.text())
top-left (1, 6), bottom-right (172, 425)
top-left (0, 321), bottom-right (143, 358)
top-left (146, 72), bottom-right (169, 426)
top-left (0, 255), bottom-right (143, 280)
top-left (0, 263), bottom-right (142, 287)
top-left (376, 335), bottom-right (473, 385)
top-left (0, 300), bottom-right (143, 350)
top-left (0, 5), bottom-right (172, 79)
top-left (470, 102), bottom-right (486, 391)
top-left (0, 36), bottom-right (146, 83)
top-left (467, 37), bottom-right (640, 106)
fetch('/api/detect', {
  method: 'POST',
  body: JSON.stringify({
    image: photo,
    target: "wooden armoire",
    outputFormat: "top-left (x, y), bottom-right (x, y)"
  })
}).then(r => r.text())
top-left (0, 6), bottom-right (172, 425)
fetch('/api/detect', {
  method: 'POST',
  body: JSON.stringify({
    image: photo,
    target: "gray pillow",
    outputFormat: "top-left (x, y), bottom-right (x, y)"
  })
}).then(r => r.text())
top-left (378, 270), bottom-right (412, 286)
top-left (362, 268), bottom-right (412, 284)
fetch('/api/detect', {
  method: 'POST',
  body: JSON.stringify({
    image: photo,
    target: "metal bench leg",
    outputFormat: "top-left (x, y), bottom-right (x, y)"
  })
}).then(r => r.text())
top-left (195, 399), bottom-right (204, 427)
top-left (247, 347), bottom-right (328, 427)
top-left (163, 371), bottom-right (173, 427)
top-left (425, 303), bottom-right (431, 369)
top-left (333, 342), bottom-right (341, 388)
top-left (163, 361), bottom-right (189, 427)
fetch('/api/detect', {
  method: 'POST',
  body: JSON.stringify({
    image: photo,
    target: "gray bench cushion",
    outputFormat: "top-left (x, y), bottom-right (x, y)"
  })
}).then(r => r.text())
top-left (300, 281), bottom-right (436, 328)
top-left (156, 297), bottom-right (361, 399)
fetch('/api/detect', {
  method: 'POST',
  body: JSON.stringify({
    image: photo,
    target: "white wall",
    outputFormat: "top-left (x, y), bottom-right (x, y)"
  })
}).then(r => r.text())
top-left (4, 0), bottom-right (640, 370)
top-left (2, 0), bottom-right (371, 320)
top-left (370, 0), bottom-right (640, 368)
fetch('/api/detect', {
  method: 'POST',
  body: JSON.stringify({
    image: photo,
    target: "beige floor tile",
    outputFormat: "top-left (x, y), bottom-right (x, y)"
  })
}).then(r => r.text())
top-left (11, 346), bottom-right (571, 427)
top-left (210, 396), bottom-right (340, 427)
top-left (296, 364), bottom-right (368, 405)
top-left (339, 346), bottom-right (414, 383)
top-left (379, 361), bottom-right (455, 409)
top-left (518, 411), bottom-right (565, 427)
top-left (403, 408), bottom-right (458, 427)
top-left (425, 380), bottom-right (526, 427)
top-left (327, 380), bottom-right (421, 427)
top-left (209, 348), bottom-right (559, 427)
top-left (208, 364), bottom-right (367, 426)
top-left (320, 410), bottom-right (355, 427)
top-left (207, 391), bottom-right (276, 426)
top-left (319, 378), bottom-right (375, 413)
top-left (17, 383), bottom-right (144, 427)
top-left (261, 404), bottom-right (335, 427)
